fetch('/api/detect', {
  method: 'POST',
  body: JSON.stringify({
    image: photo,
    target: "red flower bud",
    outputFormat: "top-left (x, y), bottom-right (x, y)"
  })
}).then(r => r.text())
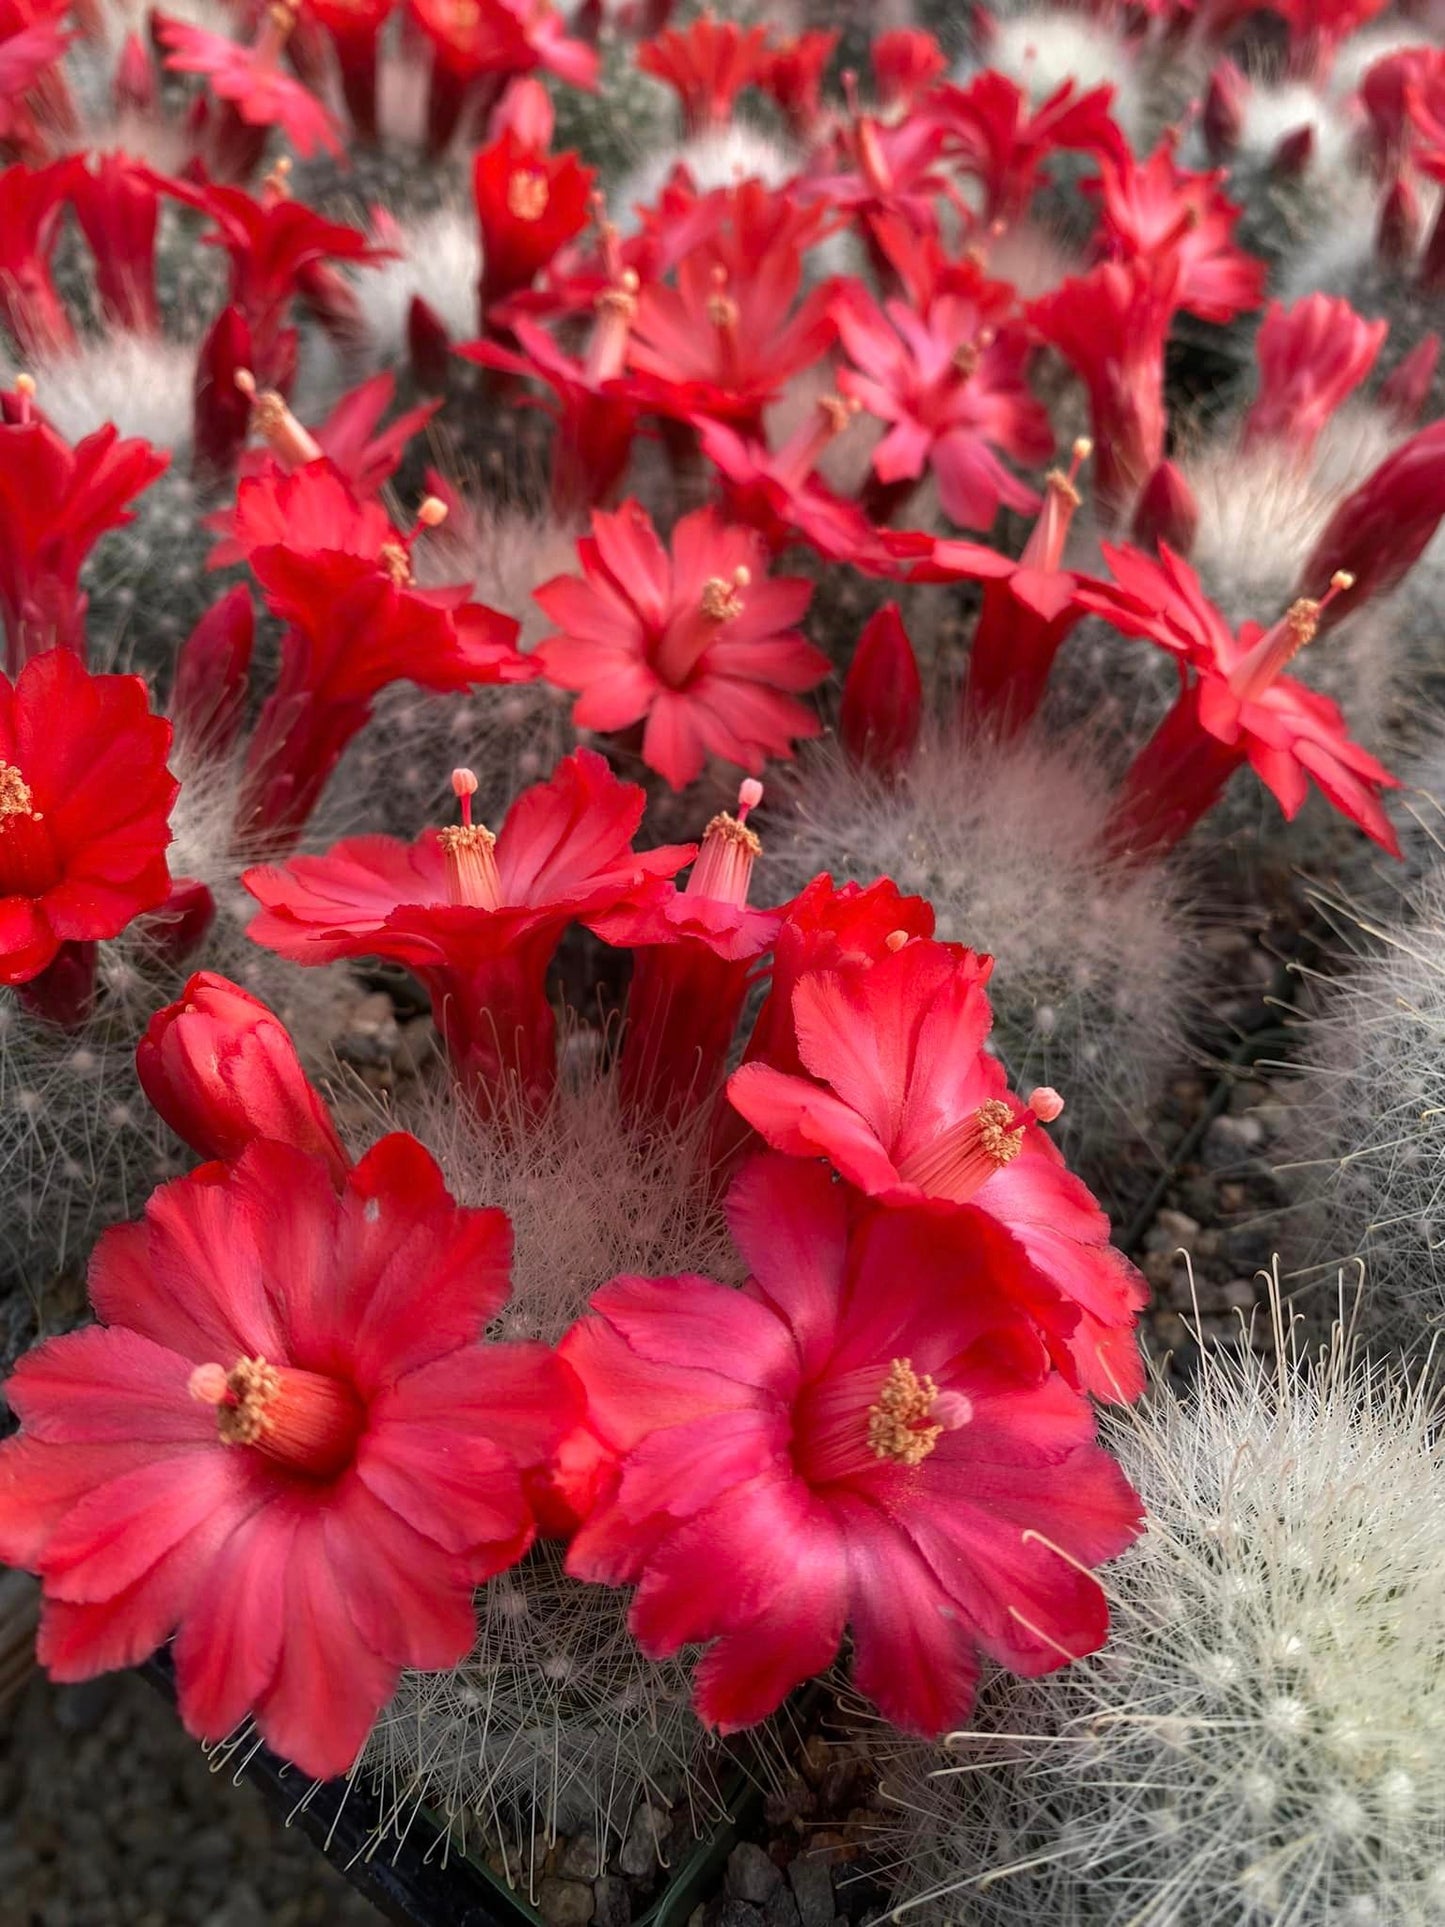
top-left (1381, 334), bottom-right (1441, 428)
top-left (1271, 123), bottom-right (1314, 179)
top-left (408, 296), bottom-right (452, 393)
top-left (137, 972), bottom-right (349, 1181)
top-left (1299, 419), bottom-right (1445, 624)
top-left (1202, 58), bottom-right (1246, 162)
top-left (840, 603), bottom-right (922, 778)
top-left (1132, 461), bottom-right (1199, 557)
top-left (192, 305), bottom-right (255, 484)
top-left (170, 585), bottom-right (254, 756)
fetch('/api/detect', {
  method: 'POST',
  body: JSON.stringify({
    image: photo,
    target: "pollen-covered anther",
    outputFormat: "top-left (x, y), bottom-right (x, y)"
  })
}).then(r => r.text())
top-left (868, 1357), bottom-right (943, 1466)
top-left (686, 779), bottom-right (764, 903)
top-left (951, 342), bottom-right (981, 378)
top-left (896, 1097), bottom-right (1027, 1201)
top-left (1045, 466), bottom-right (1083, 511)
top-left (701, 566), bottom-right (749, 622)
top-left (976, 1096), bottom-right (1025, 1164)
top-left (884, 929), bottom-right (911, 952)
top-left (235, 371), bottom-right (323, 467)
top-left (507, 170), bottom-right (550, 220)
top-left (595, 268), bottom-right (640, 320)
top-left (820, 394), bottom-right (861, 434)
top-left (379, 540), bottom-right (412, 588)
top-left (0, 762), bottom-right (35, 819)
top-left (439, 767), bottom-right (503, 909)
top-left (189, 1354), bottom-right (364, 1476)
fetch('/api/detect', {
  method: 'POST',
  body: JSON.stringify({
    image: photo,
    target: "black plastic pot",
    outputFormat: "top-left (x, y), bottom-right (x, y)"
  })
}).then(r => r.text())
top-left (142, 1651), bottom-right (761, 1927)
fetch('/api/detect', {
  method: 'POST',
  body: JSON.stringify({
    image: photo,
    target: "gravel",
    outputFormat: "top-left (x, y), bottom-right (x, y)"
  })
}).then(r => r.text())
top-left (0, 1669), bottom-right (381, 1927)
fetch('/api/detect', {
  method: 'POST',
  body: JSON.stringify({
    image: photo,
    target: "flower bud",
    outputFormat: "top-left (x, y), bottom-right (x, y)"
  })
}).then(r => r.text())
top-left (137, 972), bottom-right (349, 1181)
top-left (840, 603), bottom-right (922, 779)
top-left (170, 585), bottom-right (254, 757)
top-left (1132, 461), bottom-right (1199, 557)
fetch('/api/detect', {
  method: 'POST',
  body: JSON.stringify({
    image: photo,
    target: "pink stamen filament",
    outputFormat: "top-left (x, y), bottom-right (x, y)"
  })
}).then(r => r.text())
top-left (1020, 437), bottom-right (1091, 572)
top-left (1227, 571), bottom-right (1354, 704)
top-left (188, 1353), bottom-right (363, 1479)
top-left (234, 369), bottom-right (322, 467)
top-left (774, 394), bottom-right (860, 491)
top-left (438, 766), bottom-right (504, 909)
top-left (584, 268), bottom-right (639, 385)
top-left (896, 1091), bottom-right (1058, 1201)
top-left (653, 563), bottom-right (750, 686)
top-left (686, 779), bottom-right (763, 903)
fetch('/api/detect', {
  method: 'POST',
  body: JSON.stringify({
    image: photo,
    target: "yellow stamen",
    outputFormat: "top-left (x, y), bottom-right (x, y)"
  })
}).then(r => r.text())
top-left (868, 1357), bottom-right (942, 1467)
top-left (700, 566), bottom-right (749, 623)
top-left (507, 170), bottom-right (550, 221)
top-left (0, 762), bottom-right (35, 818)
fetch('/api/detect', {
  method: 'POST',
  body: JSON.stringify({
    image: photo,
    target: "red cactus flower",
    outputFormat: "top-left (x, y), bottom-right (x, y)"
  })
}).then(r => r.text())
top-left (0, 1133), bottom-right (578, 1780)
top-left (832, 245), bottom-right (1051, 531)
top-left (410, 0), bottom-right (599, 87)
top-left (0, 382), bottom-right (169, 670)
top-left (534, 500), bottom-right (825, 792)
top-left (155, 5), bottom-right (343, 170)
top-left (697, 403), bottom-right (894, 572)
top-left (0, 648), bottom-right (176, 986)
top-left (67, 152), bottom-right (163, 335)
top-left (755, 30), bottom-right (838, 142)
top-left (873, 29), bottom-right (947, 113)
top-left (560, 1153), bottom-right (1143, 1735)
top-left (806, 80), bottom-right (952, 237)
top-left (729, 940), bottom-right (1148, 1401)
top-left (0, 156), bottom-right (84, 357)
top-left (221, 455), bottom-right (530, 841)
top-left (904, 439), bottom-right (1092, 734)
top-left (839, 603), bottom-right (923, 778)
top-left (244, 751), bottom-right (692, 1109)
top-left (742, 874), bottom-right (935, 1084)
top-left (408, 0), bottom-right (597, 156)
top-left (462, 305), bottom-right (642, 513)
top-left (943, 70), bottom-right (1126, 225)
top-left (636, 15), bottom-right (771, 133)
top-left (152, 170), bottom-right (387, 389)
top-left (301, 372), bottom-right (441, 498)
top-left (137, 972), bottom-right (349, 1182)
top-left (1088, 137), bottom-right (1265, 326)
top-left (306, 0), bottom-right (394, 141)
top-left (591, 780), bottom-right (782, 1129)
top-left (1297, 418), bottom-right (1445, 622)
top-left (1244, 296), bottom-right (1389, 460)
top-left (473, 128), bottom-right (595, 319)
top-left (1077, 544), bottom-right (1401, 858)
top-left (625, 183), bottom-right (838, 434)
top-left (207, 378), bottom-right (438, 555)
top-left (1029, 258), bottom-right (1179, 524)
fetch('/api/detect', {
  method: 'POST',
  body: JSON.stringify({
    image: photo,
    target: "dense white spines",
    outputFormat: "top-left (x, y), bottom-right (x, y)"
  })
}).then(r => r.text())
top-left (1283, 872), bottom-right (1445, 1359)
top-left (883, 1295), bottom-right (1445, 1925)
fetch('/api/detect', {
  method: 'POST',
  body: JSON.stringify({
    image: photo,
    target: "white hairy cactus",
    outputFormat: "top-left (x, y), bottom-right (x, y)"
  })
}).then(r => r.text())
top-left (882, 1289), bottom-right (1445, 1925)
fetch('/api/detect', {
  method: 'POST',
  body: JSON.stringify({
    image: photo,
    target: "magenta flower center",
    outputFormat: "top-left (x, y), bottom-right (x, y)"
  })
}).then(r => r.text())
top-left (0, 758), bottom-right (60, 896)
top-left (189, 1354), bottom-right (365, 1480)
